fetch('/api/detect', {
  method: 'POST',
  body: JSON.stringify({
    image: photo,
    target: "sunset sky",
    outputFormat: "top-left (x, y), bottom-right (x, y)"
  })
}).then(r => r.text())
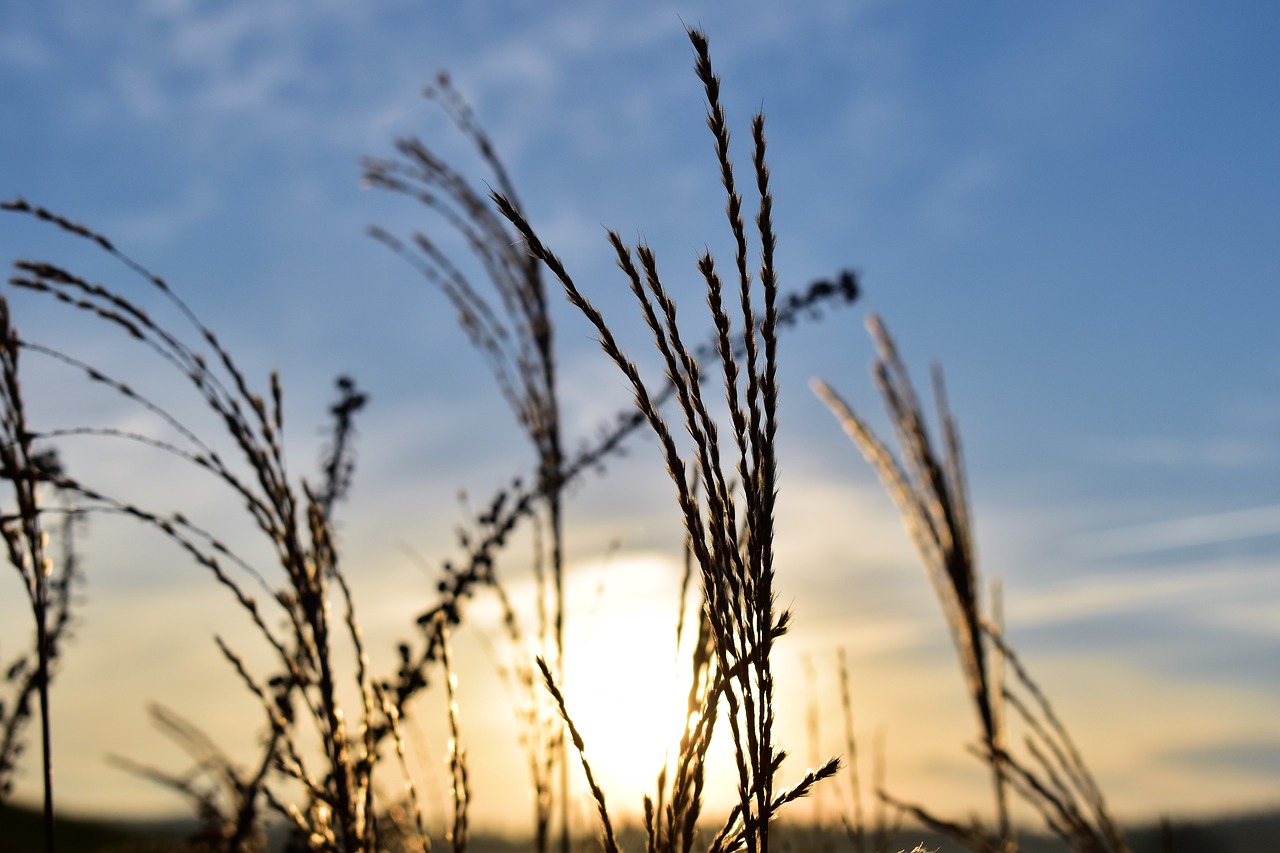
top-left (2, 0), bottom-right (1278, 836)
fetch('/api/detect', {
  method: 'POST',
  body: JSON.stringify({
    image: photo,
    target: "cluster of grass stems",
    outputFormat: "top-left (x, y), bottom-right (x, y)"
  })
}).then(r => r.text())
top-left (0, 27), bottom-right (1133, 853)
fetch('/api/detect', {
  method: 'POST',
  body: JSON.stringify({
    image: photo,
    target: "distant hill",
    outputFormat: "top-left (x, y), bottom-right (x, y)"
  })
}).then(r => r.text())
top-left (0, 802), bottom-right (190, 851)
top-left (1, 802), bottom-right (1277, 852)
top-left (762, 811), bottom-right (1280, 853)
top-left (855, 811), bottom-right (1280, 853)
top-left (1126, 809), bottom-right (1280, 853)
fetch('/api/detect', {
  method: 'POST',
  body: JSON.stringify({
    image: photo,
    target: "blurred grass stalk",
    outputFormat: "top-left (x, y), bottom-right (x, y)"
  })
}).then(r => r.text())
top-left (0, 294), bottom-right (60, 853)
top-left (814, 314), bottom-right (1130, 853)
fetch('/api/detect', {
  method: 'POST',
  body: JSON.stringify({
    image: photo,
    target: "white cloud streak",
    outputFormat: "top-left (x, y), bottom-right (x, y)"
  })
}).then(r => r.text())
top-left (1070, 503), bottom-right (1280, 559)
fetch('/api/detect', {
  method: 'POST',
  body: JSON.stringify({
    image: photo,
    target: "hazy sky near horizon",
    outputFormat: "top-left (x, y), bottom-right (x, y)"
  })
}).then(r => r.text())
top-left (2, 0), bottom-right (1278, 834)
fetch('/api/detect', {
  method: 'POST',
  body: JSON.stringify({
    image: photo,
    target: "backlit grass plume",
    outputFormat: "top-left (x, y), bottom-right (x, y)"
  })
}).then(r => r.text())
top-left (495, 26), bottom-right (839, 853)
top-left (813, 314), bottom-right (1129, 853)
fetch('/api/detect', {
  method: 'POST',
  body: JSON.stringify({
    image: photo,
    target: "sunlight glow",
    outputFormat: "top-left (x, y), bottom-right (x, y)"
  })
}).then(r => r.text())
top-left (557, 553), bottom-right (706, 817)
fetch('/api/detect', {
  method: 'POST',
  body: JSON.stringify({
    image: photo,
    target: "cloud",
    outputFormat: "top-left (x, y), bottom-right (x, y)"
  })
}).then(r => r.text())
top-left (1162, 739), bottom-right (1280, 779)
top-left (1082, 435), bottom-right (1280, 470)
top-left (972, 3), bottom-right (1162, 149)
top-left (916, 151), bottom-right (1004, 239)
top-left (1006, 555), bottom-right (1278, 629)
top-left (0, 30), bottom-right (53, 70)
top-left (1069, 503), bottom-right (1280, 559)
top-left (40, 1), bottom-right (367, 138)
top-left (98, 181), bottom-right (217, 247)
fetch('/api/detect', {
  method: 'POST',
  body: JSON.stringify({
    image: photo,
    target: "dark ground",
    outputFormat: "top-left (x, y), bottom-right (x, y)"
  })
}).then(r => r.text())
top-left (2, 803), bottom-right (1278, 852)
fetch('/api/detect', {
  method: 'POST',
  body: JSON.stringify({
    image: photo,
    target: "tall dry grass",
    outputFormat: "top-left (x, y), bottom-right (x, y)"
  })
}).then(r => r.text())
top-left (362, 69), bottom-right (573, 853)
top-left (492, 29), bottom-right (845, 853)
top-left (0, 297), bottom-right (75, 848)
top-left (814, 316), bottom-right (1130, 853)
top-left (0, 24), bottom-right (1129, 853)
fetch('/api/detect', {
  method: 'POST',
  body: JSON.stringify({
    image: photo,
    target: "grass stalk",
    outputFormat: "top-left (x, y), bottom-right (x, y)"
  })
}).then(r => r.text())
top-left (0, 296), bottom-right (57, 852)
top-left (814, 313), bottom-right (1128, 853)
top-left (492, 26), bottom-right (836, 853)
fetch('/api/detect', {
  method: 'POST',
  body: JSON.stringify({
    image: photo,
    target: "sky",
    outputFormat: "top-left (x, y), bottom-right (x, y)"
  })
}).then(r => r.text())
top-left (1, 0), bottom-right (1278, 837)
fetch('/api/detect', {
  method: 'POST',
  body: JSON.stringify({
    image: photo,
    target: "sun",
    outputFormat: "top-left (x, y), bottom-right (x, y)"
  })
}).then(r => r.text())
top-left (555, 552), bottom-right (710, 812)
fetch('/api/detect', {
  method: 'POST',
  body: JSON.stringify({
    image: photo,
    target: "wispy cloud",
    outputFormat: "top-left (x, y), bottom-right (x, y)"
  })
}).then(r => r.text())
top-left (970, 3), bottom-right (1162, 149)
top-left (1082, 434), bottom-right (1280, 470)
top-left (1161, 739), bottom-right (1280, 779)
top-left (0, 30), bottom-right (53, 70)
top-left (99, 181), bottom-right (217, 247)
top-left (916, 151), bottom-right (1004, 239)
top-left (1005, 555), bottom-right (1278, 630)
top-left (1070, 503), bottom-right (1280, 559)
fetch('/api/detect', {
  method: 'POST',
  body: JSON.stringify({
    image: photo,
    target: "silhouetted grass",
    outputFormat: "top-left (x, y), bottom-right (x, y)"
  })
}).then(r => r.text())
top-left (814, 316), bottom-right (1129, 853)
top-left (0, 24), bottom-right (1136, 853)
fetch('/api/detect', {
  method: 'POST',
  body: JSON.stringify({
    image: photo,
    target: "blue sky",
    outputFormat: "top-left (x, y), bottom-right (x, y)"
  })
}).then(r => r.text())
top-left (2, 0), bottom-right (1278, 834)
